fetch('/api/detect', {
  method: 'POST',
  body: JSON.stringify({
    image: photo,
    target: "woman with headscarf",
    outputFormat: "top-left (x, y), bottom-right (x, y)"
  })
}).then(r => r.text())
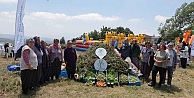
top-left (180, 41), bottom-right (189, 68)
top-left (49, 39), bottom-right (62, 80)
top-left (41, 40), bottom-right (50, 82)
top-left (64, 40), bottom-right (77, 79)
top-left (33, 36), bottom-right (44, 85)
top-left (20, 38), bottom-right (38, 95)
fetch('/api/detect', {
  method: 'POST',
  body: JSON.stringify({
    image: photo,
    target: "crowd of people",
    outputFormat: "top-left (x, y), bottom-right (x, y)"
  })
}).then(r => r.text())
top-left (19, 37), bottom-right (77, 95)
top-left (19, 36), bottom-right (192, 94)
top-left (115, 38), bottom-right (191, 88)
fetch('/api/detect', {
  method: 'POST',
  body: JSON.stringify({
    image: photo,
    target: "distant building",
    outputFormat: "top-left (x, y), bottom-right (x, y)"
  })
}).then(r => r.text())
top-left (144, 34), bottom-right (160, 43)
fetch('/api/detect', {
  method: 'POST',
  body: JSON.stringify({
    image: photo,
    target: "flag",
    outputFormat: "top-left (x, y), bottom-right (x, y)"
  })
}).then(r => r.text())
top-left (14, 0), bottom-right (26, 53)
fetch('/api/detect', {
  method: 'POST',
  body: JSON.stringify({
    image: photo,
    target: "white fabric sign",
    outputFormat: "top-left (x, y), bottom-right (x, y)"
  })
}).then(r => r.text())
top-left (94, 59), bottom-right (107, 71)
top-left (95, 48), bottom-right (107, 59)
top-left (14, 0), bottom-right (26, 53)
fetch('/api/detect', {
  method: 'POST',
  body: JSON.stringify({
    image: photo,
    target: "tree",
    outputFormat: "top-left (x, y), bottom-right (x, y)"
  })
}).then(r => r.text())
top-left (114, 27), bottom-right (133, 35)
top-left (60, 37), bottom-right (66, 44)
top-left (124, 27), bottom-right (133, 35)
top-left (100, 26), bottom-right (111, 39)
top-left (116, 26), bottom-right (125, 34)
top-left (158, 2), bottom-right (194, 41)
top-left (72, 26), bottom-right (134, 41)
top-left (72, 34), bottom-right (84, 43)
top-left (88, 30), bottom-right (100, 40)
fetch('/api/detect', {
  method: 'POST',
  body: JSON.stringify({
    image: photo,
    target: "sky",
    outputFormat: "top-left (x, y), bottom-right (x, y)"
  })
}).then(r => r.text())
top-left (0, 0), bottom-right (193, 41)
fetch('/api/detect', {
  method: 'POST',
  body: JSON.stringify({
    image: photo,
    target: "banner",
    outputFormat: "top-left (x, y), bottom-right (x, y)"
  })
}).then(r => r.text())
top-left (14, 0), bottom-right (26, 53)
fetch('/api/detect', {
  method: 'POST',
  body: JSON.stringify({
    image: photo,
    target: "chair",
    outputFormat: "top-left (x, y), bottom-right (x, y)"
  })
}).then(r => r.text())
top-left (6, 47), bottom-right (14, 58)
top-left (0, 45), bottom-right (4, 55)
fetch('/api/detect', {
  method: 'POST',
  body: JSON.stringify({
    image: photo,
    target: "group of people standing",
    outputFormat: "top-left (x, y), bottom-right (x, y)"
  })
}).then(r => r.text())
top-left (19, 36), bottom-right (191, 94)
top-left (117, 38), bottom-right (190, 88)
top-left (20, 37), bottom-right (77, 95)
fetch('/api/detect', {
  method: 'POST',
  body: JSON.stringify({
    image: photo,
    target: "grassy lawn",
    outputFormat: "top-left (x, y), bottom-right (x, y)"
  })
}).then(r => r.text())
top-left (0, 55), bottom-right (194, 98)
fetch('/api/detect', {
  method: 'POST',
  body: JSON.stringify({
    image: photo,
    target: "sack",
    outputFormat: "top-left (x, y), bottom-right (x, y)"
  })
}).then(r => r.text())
top-left (114, 49), bottom-right (121, 57)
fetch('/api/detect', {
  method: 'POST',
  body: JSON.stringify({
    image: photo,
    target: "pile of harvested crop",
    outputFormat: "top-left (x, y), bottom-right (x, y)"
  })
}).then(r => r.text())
top-left (119, 74), bottom-right (128, 84)
top-left (96, 72), bottom-right (106, 82)
top-left (107, 70), bottom-right (118, 83)
top-left (76, 43), bottom-right (129, 76)
top-left (129, 75), bottom-right (139, 83)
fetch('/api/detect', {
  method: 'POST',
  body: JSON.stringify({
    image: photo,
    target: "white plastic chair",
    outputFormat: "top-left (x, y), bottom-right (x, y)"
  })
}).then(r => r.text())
top-left (6, 47), bottom-right (14, 58)
top-left (0, 45), bottom-right (4, 55)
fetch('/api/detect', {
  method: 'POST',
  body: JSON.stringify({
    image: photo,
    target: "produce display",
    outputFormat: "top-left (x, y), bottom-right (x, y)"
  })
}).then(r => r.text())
top-left (119, 74), bottom-right (128, 84)
top-left (84, 70), bottom-right (96, 80)
top-left (76, 43), bottom-right (140, 86)
top-left (129, 75), bottom-right (139, 83)
top-left (79, 69), bottom-right (96, 83)
top-left (76, 43), bottom-right (129, 77)
top-left (107, 70), bottom-right (118, 83)
top-left (96, 72), bottom-right (106, 82)
top-left (96, 81), bottom-right (107, 87)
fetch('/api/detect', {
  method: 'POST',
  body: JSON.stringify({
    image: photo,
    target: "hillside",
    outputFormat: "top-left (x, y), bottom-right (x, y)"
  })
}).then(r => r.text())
top-left (0, 34), bottom-right (53, 44)
top-left (0, 38), bottom-right (14, 44)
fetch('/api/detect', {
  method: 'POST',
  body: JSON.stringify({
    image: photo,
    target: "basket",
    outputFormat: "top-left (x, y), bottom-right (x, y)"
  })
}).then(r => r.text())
top-left (128, 73), bottom-right (141, 86)
top-left (81, 68), bottom-right (97, 83)
top-left (106, 70), bottom-right (119, 86)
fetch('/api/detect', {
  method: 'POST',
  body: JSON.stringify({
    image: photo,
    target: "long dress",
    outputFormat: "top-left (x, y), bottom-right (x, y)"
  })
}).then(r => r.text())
top-left (49, 45), bottom-right (62, 80)
top-left (42, 47), bottom-right (50, 82)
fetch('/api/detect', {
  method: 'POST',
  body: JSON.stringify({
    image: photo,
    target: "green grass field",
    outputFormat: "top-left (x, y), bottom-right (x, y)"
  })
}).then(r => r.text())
top-left (0, 55), bottom-right (194, 98)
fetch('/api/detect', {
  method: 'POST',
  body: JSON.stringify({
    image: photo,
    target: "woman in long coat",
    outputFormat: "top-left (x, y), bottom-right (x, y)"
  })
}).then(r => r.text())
top-left (33, 36), bottom-right (44, 85)
top-left (64, 40), bottom-right (77, 79)
top-left (49, 39), bottom-right (62, 80)
top-left (41, 40), bottom-right (50, 82)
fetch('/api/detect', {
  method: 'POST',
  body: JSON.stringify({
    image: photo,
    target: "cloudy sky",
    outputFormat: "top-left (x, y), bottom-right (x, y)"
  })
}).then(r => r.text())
top-left (0, 0), bottom-right (193, 40)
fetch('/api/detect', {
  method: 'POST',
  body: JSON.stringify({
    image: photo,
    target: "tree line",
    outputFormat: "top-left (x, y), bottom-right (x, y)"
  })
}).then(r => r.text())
top-left (59, 26), bottom-right (133, 44)
top-left (71, 26), bottom-right (133, 42)
top-left (158, 2), bottom-right (194, 42)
